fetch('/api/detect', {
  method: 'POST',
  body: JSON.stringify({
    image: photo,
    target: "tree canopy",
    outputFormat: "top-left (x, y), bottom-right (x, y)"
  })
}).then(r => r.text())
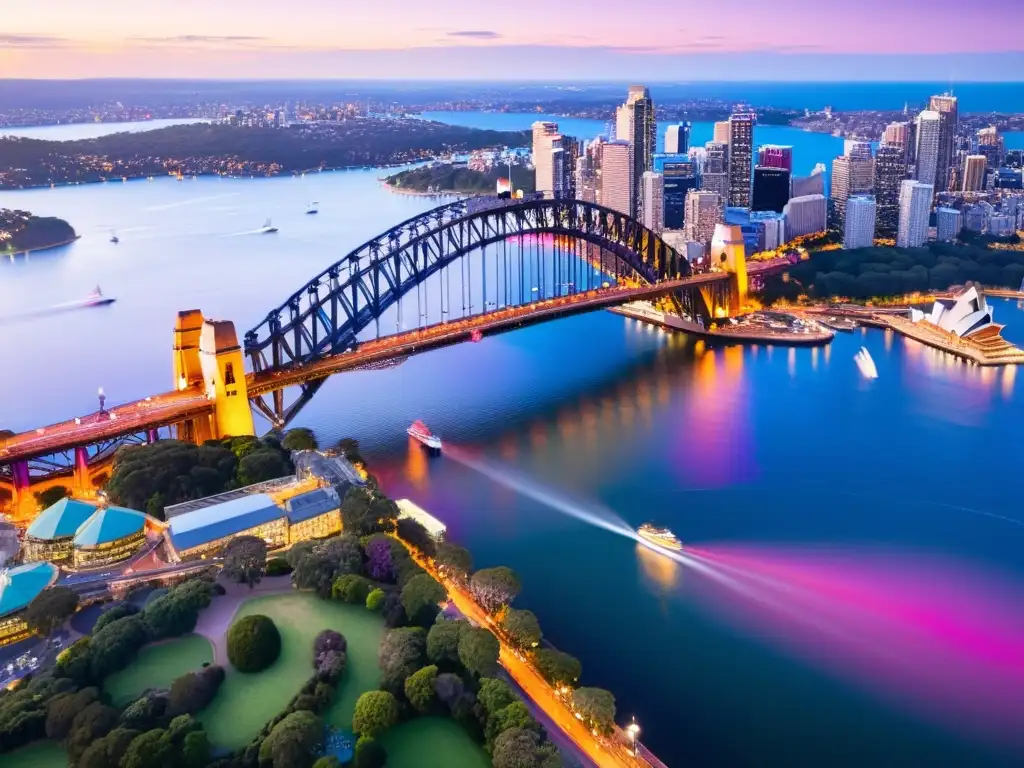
top-left (352, 691), bottom-right (399, 737)
top-left (221, 535), bottom-right (268, 589)
top-left (470, 567), bottom-right (521, 613)
top-left (400, 573), bottom-right (446, 626)
top-left (227, 614), bottom-right (282, 673)
top-left (533, 648), bottom-right (582, 688)
top-left (259, 710), bottom-right (323, 768)
top-left (501, 608), bottom-right (542, 650)
top-left (572, 687), bottom-right (616, 734)
top-left (25, 586), bottom-right (79, 637)
top-left (458, 626), bottom-right (500, 678)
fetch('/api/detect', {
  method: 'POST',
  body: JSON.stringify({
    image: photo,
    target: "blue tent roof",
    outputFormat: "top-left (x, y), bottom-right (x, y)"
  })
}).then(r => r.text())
top-left (73, 506), bottom-right (147, 548)
top-left (168, 493), bottom-right (285, 552)
top-left (285, 489), bottom-right (338, 524)
top-left (0, 562), bottom-right (59, 617)
top-left (26, 498), bottom-right (97, 541)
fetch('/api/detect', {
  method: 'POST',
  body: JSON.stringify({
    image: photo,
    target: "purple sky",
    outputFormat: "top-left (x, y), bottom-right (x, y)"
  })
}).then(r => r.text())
top-left (4, 0), bottom-right (1024, 79)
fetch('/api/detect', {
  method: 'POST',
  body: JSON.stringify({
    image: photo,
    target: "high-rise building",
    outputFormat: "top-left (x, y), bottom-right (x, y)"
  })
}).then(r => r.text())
top-left (845, 140), bottom-right (873, 160)
top-left (727, 112), bottom-right (756, 208)
top-left (897, 181), bottom-right (933, 248)
top-left (713, 121), bottom-right (731, 145)
top-left (929, 93), bottom-right (958, 193)
top-left (665, 123), bottom-right (691, 154)
top-left (884, 120), bottom-right (916, 167)
top-left (615, 85), bottom-right (656, 217)
top-left (758, 145), bottom-right (793, 172)
top-left (575, 139), bottom-right (602, 203)
top-left (961, 155), bottom-right (987, 192)
top-left (873, 144), bottom-right (907, 236)
top-left (976, 126), bottom-right (1005, 170)
top-left (599, 140), bottom-right (633, 216)
top-left (830, 152), bottom-right (874, 230)
top-left (935, 207), bottom-right (963, 242)
top-left (683, 190), bottom-right (723, 247)
top-left (700, 141), bottom-right (729, 200)
top-left (655, 154), bottom-right (698, 230)
top-left (791, 163), bottom-right (826, 199)
top-left (783, 194), bottom-right (828, 239)
top-left (641, 172), bottom-right (665, 233)
top-left (532, 121), bottom-right (560, 195)
top-left (751, 167), bottom-right (791, 213)
top-left (843, 195), bottom-right (877, 249)
top-left (914, 110), bottom-right (941, 189)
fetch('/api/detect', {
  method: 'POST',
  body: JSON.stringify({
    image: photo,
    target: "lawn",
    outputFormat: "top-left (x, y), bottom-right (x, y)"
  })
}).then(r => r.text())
top-left (198, 592), bottom-right (385, 750)
top-left (104, 634), bottom-right (215, 706)
top-left (382, 717), bottom-right (491, 768)
top-left (3, 740), bottom-right (67, 768)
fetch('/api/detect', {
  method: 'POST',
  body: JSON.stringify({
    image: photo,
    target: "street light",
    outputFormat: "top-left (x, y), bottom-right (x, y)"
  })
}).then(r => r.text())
top-left (97, 387), bottom-right (106, 415)
top-left (626, 718), bottom-right (641, 757)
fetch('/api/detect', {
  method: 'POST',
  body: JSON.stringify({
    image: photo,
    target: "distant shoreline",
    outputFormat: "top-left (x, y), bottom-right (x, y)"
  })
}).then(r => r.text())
top-left (2, 234), bottom-right (80, 257)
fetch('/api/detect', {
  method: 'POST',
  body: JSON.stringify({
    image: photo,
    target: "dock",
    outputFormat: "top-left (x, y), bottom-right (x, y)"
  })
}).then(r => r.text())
top-left (610, 303), bottom-right (834, 346)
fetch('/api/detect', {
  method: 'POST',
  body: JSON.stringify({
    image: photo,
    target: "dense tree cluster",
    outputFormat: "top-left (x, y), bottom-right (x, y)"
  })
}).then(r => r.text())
top-left (0, 208), bottom-right (76, 251)
top-left (385, 161), bottom-right (536, 196)
top-left (24, 586), bottom-right (79, 637)
top-left (759, 242), bottom-right (1024, 305)
top-left (221, 536), bottom-right (269, 590)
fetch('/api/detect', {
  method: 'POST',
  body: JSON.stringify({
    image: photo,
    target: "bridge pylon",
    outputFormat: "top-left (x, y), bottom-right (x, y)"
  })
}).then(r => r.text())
top-left (709, 224), bottom-right (749, 316)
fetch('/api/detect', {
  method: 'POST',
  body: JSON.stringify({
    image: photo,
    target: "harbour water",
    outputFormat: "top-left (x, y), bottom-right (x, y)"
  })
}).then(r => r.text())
top-left (2, 116), bottom-right (1024, 767)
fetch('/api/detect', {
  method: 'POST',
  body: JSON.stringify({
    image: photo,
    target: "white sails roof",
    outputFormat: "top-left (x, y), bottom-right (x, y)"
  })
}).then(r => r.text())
top-left (910, 285), bottom-right (995, 338)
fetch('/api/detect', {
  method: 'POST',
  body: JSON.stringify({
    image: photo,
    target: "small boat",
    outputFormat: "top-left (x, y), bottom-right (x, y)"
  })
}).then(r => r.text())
top-left (109, 231), bottom-right (119, 244)
top-left (83, 286), bottom-right (115, 308)
top-left (407, 420), bottom-right (442, 452)
top-left (260, 218), bottom-right (278, 234)
top-left (854, 347), bottom-right (878, 379)
top-left (306, 202), bottom-right (319, 215)
top-left (637, 523), bottom-right (683, 551)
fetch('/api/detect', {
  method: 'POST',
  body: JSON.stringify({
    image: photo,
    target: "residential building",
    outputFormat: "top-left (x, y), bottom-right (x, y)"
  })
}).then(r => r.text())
top-left (935, 207), bottom-right (963, 242)
top-left (897, 180), bottom-right (933, 247)
top-left (791, 163), bottom-right (826, 199)
top-left (783, 194), bottom-right (828, 238)
top-left (655, 154), bottom-right (697, 230)
top-left (874, 144), bottom-right (907, 236)
top-left (642, 171), bottom-right (665, 233)
top-left (976, 126), bottom-right (1004, 169)
top-left (843, 195), bottom-right (877, 249)
top-left (845, 140), bottom-right (873, 160)
top-left (617, 85), bottom-right (656, 216)
top-left (758, 145), bottom-right (793, 171)
top-left (683, 190), bottom-right (722, 247)
top-left (728, 112), bottom-right (756, 208)
top-left (915, 110), bottom-right (941, 188)
top-left (599, 140), bottom-right (633, 216)
top-left (929, 93), bottom-right (959, 192)
top-left (963, 202), bottom-right (994, 233)
top-left (961, 155), bottom-right (987, 192)
top-left (989, 214), bottom-right (1014, 237)
top-left (752, 166), bottom-right (790, 213)
top-left (531, 121), bottom-right (559, 195)
top-left (830, 152), bottom-right (874, 231)
top-left (665, 123), bottom-right (691, 154)
top-left (701, 142), bottom-right (729, 199)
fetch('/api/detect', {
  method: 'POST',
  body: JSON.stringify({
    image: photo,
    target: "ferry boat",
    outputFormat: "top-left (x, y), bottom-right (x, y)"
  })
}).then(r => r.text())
top-left (407, 420), bottom-right (442, 452)
top-left (637, 523), bottom-right (683, 551)
top-left (84, 286), bottom-right (116, 308)
top-left (306, 202), bottom-right (319, 215)
top-left (260, 218), bottom-right (279, 234)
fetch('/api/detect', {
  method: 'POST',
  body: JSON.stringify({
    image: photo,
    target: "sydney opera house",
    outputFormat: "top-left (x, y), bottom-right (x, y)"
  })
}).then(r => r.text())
top-left (910, 285), bottom-right (998, 338)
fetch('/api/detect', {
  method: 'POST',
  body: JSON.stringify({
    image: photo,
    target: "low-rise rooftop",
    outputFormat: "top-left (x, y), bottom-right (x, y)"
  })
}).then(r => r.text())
top-left (285, 488), bottom-right (339, 524)
top-left (168, 493), bottom-right (285, 552)
top-left (26, 498), bottom-right (97, 541)
top-left (73, 506), bottom-right (148, 548)
top-left (0, 562), bottom-right (59, 618)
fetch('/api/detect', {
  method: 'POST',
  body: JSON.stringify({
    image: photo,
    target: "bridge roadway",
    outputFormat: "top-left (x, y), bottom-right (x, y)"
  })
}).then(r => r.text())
top-left (247, 273), bottom-right (728, 396)
top-left (0, 273), bottom-right (727, 464)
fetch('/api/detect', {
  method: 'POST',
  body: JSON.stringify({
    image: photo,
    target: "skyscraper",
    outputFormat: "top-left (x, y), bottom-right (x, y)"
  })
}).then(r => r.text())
top-left (873, 143), bottom-right (906, 236)
top-left (929, 93), bottom-right (959, 193)
top-left (914, 110), bottom-right (941, 189)
top-left (599, 141), bottom-right (632, 216)
top-left (700, 141), bottom-right (729, 200)
top-left (936, 207), bottom-right (963, 242)
top-left (757, 145), bottom-right (793, 172)
top-left (843, 196), bottom-right (877, 249)
top-left (897, 181), bottom-right (933, 248)
top-left (751, 167), bottom-right (790, 213)
top-left (655, 154), bottom-right (698, 230)
top-left (616, 85), bottom-right (656, 218)
top-left (727, 112), bottom-right (756, 208)
top-left (713, 121), bottom-right (731, 145)
top-left (844, 140), bottom-right (873, 160)
top-left (976, 126), bottom-right (1005, 169)
top-left (884, 120), bottom-right (916, 167)
top-left (683, 190), bottom-right (723, 247)
top-left (641, 172), bottom-right (665, 233)
top-left (961, 155), bottom-right (987, 192)
top-left (783, 194), bottom-right (828, 239)
top-left (532, 121), bottom-right (560, 195)
top-left (665, 123), bottom-right (691, 154)
top-left (575, 138), bottom-right (602, 203)
top-left (791, 163), bottom-right (827, 199)
top-left (830, 153), bottom-right (874, 231)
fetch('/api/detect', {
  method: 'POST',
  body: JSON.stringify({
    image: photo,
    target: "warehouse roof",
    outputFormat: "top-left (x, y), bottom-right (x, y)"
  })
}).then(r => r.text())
top-left (0, 562), bottom-right (60, 618)
top-left (167, 493), bottom-right (285, 553)
top-left (26, 498), bottom-right (97, 541)
top-left (285, 488), bottom-right (339, 524)
top-left (73, 506), bottom-right (148, 549)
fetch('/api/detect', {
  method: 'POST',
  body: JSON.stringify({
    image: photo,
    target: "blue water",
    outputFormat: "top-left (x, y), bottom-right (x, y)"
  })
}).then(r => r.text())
top-left (2, 115), bottom-right (1024, 767)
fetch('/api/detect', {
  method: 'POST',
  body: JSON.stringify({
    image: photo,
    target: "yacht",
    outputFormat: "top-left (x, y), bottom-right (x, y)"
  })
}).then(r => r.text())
top-left (260, 218), bottom-right (278, 234)
top-left (407, 420), bottom-right (442, 452)
top-left (306, 202), bottom-right (319, 215)
top-left (854, 347), bottom-right (878, 379)
top-left (637, 523), bottom-right (683, 551)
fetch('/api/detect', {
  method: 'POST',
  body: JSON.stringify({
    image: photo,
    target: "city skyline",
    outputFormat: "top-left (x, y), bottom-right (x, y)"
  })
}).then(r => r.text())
top-left (4, 0), bottom-right (1024, 80)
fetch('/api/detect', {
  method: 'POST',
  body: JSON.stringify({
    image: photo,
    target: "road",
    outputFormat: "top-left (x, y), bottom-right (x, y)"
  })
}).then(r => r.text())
top-left (403, 542), bottom-right (649, 768)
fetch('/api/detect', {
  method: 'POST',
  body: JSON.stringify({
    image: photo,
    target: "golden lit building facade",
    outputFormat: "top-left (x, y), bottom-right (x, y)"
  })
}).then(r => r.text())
top-left (0, 562), bottom-right (59, 647)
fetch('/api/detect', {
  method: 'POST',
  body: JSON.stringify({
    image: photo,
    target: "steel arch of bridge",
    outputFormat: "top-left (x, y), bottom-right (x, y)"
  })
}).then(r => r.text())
top-left (244, 197), bottom-right (691, 375)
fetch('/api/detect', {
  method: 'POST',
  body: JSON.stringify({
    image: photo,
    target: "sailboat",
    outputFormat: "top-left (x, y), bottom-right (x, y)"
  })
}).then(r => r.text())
top-left (109, 231), bottom-right (119, 244)
top-left (854, 347), bottom-right (878, 379)
top-left (260, 218), bottom-right (278, 234)
top-left (306, 202), bottom-right (319, 215)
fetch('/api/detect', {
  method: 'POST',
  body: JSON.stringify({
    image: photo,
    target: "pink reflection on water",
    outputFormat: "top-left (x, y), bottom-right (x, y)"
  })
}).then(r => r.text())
top-left (686, 546), bottom-right (1024, 750)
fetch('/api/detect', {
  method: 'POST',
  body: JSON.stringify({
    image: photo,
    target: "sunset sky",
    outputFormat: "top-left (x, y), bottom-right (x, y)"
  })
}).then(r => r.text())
top-left (4, 0), bottom-right (1024, 80)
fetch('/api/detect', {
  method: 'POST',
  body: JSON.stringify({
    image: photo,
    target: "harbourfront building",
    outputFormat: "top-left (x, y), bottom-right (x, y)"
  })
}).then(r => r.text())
top-left (752, 166), bottom-right (790, 213)
top-left (22, 498), bottom-right (97, 564)
top-left (897, 180), bottom-right (933, 248)
top-left (874, 143), bottom-right (907, 236)
top-left (783, 194), bottom-right (828, 239)
top-left (641, 171), bottom-right (665, 233)
top-left (22, 497), bottom-right (156, 569)
top-left (727, 112), bottom-right (756, 208)
top-left (843, 196), bottom-right (877, 250)
top-left (0, 562), bottom-right (60, 646)
top-left (936, 207), bottom-right (963, 242)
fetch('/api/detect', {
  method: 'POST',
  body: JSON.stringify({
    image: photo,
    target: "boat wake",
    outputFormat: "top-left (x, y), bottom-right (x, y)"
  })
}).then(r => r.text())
top-left (0, 289), bottom-right (115, 325)
top-left (144, 193), bottom-right (240, 212)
